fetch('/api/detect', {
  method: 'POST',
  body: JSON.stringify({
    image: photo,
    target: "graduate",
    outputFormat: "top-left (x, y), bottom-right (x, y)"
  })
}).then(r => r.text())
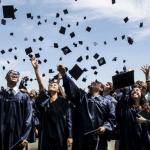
top-left (0, 70), bottom-right (32, 150)
top-left (57, 65), bottom-right (116, 150)
top-left (31, 57), bottom-right (73, 150)
top-left (116, 86), bottom-right (150, 150)
top-left (28, 90), bottom-right (40, 143)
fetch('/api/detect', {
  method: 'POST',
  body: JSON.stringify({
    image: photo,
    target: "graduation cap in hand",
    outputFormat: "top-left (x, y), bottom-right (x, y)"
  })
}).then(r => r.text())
top-left (112, 70), bottom-right (134, 89)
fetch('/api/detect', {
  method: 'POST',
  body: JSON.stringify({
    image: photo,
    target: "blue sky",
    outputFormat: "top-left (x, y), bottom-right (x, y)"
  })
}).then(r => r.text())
top-left (0, 0), bottom-right (150, 91)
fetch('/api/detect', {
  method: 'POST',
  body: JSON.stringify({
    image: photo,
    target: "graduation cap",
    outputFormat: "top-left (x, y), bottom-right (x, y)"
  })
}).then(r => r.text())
top-left (112, 0), bottom-right (116, 4)
top-left (7, 60), bottom-right (10, 64)
top-left (53, 22), bottom-right (57, 25)
top-left (86, 47), bottom-right (89, 50)
top-left (2, 5), bottom-right (17, 19)
top-left (84, 16), bottom-right (87, 20)
top-left (59, 26), bottom-right (66, 34)
top-left (104, 41), bottom-right (107, 45)
top-left (76, 22), bottom-right (79, 26)
top-left (121, 35), bottom-right (125, 40)
top-left (43, 59), bottom-right (47, 63)
top-left (91, 66), bottom-right (97, 70)
top-left (94, 71), bottom-right (98, 75)
top-left (112, 57), bottom-right (117, 61)
top-left (97, 57), bottom-right (106, 66)
top-left (59, 57), bottom-right (62, 61)
top-left (27, 13), bottom-right (32, 18)
top-left (127, 37), bottom-right (134, 45)
top-left (25, 47), bottom-right (32, 55)
top-left (83, 68), bottom-right (88, 72)
top-left (39, 47), bottom-right (42, 51)
top-left (124, 17), bottom-right (129, 23)
top-left (10, 32), bottom-right (13, 36)
top-left (56, 13), bottom-right (60, 18)
top-left (63, 9), bottom-right (68, 14)
top-left (139, 22), bottom-right (143, 28)
top-left (37, 15), bottom-right (41, 19)
top-left (86, 55), bottom-right (89, 60)
top-left (114, 37), bottom-right (117, 41)
top-left (24, 37), bottom-right (28, 41)
top-left (49, 69), bottom-right (54, 73)
top-left (70, 32), bottom-right (75, 38)
top-left (82, 77), bottom-right (87, 82)
top-left (14, 55), bottom-right (17, 60)
top-left (39, 36), bottom-right (44, 41)
top-left (35, 53), bottom-right (40, 58)
top-left (86, 26), bottom-right (91, 32)
top-left (1, 50), bottom-right (5, 55)
top-left (42, 73), bottom-right (45, 77)
top-left (67, 24), bottom-right (71, 28)
top-left (73, 43), bottom-right (78, 47)
top-left (69, 64), bottom-right (84, 80)
top-left (54, 43), bottom-right (59, 48)
top-left (1, 19), bottom-right (6, 25)
top-left (61, 46), bottom-right (72, 55)
top-left (38, 60), bottom-right (42, 64)
top-left (78, 41), bottom-right (83, 45)
top-left (123, 59), bottom-right (126, 63)
top-left (77, 56), bottom-right (83, 62)
top-left (33, 39), bottom-right (36, 42)
top-left (23, 59), bottom-right (26, 62)
top-left (38, 21), bottom-right (42, 26)
top-left (8, 48), bottom-right (13, 52)
top-left (112, 70), bottom-right (134, 89)
top-left (2, 66), bottom-right (5, 70)
top-left (93, 53), bottom-right (99, 59)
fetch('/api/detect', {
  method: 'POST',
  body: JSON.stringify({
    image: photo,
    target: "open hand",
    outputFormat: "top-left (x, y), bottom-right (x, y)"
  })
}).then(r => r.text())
top-left (31, 57), bottom-right (38, 69)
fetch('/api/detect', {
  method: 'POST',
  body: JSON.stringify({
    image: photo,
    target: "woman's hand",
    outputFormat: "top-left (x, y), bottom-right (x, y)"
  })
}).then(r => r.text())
top-left (31, 57), bottom-right (39, 70)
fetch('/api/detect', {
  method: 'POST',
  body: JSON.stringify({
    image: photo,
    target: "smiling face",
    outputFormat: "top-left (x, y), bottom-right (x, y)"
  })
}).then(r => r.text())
top-left (6, 70), bottom-right (20, 85)
top-left (48, 82), bottom-right (59, 93)
top-left (131, 87), bottom-right (142, 101)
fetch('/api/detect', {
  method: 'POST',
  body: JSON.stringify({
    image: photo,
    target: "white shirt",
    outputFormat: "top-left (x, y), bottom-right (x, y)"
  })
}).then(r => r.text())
top-left (6, 86), bottom-right (19, 95)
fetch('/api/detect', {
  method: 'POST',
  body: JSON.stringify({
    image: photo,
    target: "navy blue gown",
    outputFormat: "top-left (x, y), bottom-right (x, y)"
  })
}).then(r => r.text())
top-left (62, 75), bottom-right (116, 150)
top-left (36, 90), bottom-right (72, 150)
top-left (0, 87), bottom-right (32, 150)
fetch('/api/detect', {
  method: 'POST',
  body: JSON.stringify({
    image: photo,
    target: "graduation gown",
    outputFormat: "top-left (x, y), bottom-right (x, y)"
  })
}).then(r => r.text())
top-left (116, 90), bottom-right (150, 150)
top-left (36, 90), bottom-right (72, 150)
top-left (62, 75), bottom-right (116, 150)
top-left (0, 87), bottom-right (32, 150)
top-left (28, 98), bottom-right (40, 143)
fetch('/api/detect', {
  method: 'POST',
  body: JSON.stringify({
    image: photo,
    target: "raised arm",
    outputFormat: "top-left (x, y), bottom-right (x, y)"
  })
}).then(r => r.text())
top-left (141, 65), bottom-right (150, 93)
top-left (31, 57), bottom-right (45, 92)
top-left (57, 65), bottom-right (83, 103)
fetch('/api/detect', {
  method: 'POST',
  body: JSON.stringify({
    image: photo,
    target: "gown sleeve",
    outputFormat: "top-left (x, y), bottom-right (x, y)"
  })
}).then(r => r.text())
top-left (62, 75), bottom-right (85, 104)
top-left (21, 94), bottom-right (32, 140)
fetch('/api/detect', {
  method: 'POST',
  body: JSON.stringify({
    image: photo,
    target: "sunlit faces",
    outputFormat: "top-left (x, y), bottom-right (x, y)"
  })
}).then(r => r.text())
top-left (29, 90), bottom-right (37, 97)
top-left (6, 71), bottom-right (20, 84)
top-left (88, 82), bottom-right (104, 94)
top-left (104, 82), bottom-right (112, 91)
top-left (48, 82), bottom-right (59, 93)
top-left (131, 87), bottom-right (142, 100)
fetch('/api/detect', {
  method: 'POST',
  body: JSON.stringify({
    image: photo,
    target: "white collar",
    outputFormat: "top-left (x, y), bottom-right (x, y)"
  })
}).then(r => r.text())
top-left (7, 86), bottom-right (19, 95)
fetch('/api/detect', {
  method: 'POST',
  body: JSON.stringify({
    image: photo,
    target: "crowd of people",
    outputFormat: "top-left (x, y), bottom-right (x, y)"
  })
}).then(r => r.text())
top-left (0, 58), bottom-right (150, 150)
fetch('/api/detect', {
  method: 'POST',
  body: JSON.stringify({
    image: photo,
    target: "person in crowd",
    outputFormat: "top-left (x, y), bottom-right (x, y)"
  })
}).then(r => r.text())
top-left (103, 82), bottom-right (117, 106)
top-left (28, 89), bottom-right (40, 143)
top-left (57, 64), bottom-right (116, 150)
top-left (116, 85), bottom-right (150, 150)
top-left (0, 70), bottom-right (32, 150)
top-left (31, 57), bottom-right (73, 150)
